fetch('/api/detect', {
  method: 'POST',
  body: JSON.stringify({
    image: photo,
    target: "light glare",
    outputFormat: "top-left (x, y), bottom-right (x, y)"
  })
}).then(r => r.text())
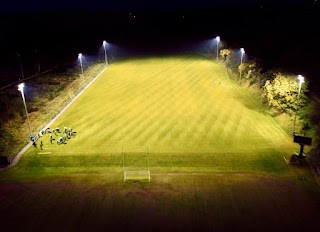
top-left (298, 75), bottom-right (305, 83)
top-left (18, 83), bottom-right (25, 92)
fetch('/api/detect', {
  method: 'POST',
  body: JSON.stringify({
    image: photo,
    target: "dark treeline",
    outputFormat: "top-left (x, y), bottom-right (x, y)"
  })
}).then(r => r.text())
top-left (0, 3), bottom-right (319, 90)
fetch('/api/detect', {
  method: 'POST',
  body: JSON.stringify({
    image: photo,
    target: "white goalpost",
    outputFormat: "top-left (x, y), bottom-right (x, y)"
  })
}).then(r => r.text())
top-left (123, 146), bottom-right (151, 182)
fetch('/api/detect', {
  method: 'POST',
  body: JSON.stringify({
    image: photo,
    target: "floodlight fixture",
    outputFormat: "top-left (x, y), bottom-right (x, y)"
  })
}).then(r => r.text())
top-left (18, 83), bottom-right (25, 92)
top-left (298, 75), bottom-right (304, 83)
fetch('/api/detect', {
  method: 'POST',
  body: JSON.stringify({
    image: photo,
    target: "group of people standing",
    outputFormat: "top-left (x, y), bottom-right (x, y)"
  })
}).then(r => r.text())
top-left (31, 126), bottom-right (75, 150)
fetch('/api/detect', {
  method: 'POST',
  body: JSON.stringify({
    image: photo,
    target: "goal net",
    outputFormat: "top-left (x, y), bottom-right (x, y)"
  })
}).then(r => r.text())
top-left (122, 145), bottom-right (151, 182)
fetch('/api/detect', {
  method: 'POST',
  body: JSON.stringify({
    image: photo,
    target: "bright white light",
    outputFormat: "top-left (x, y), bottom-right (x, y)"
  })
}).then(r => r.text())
top-left (78, 53), bottom-right (82, 59)
top-left (298, 75), bottom-right (305, 83)
top-left (240, 48), bottom-right (245, 54)
top-left (103, 40), bottom-right (107, 46)
top-left (18, 83), bottom-right (25, 92)
top-left (216, 36), bottom-right (220, 42)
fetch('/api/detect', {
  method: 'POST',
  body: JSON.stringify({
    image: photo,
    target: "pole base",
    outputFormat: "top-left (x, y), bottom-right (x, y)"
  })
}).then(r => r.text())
top-left (290, 154), bottom-right (307, 165)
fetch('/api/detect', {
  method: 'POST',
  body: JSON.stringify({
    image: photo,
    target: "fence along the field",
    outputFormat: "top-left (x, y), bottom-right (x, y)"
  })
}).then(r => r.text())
top-left (122, 145), bottom-right (150, 182)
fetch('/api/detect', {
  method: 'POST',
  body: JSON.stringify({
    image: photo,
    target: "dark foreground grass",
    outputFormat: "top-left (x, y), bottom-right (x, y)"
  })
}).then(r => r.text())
top-left (0, 173), bottom-right (320, 232)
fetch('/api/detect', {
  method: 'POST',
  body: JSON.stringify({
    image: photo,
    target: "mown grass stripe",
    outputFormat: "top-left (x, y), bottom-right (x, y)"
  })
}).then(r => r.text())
top-left (21, 56), bottom-right (296, 173)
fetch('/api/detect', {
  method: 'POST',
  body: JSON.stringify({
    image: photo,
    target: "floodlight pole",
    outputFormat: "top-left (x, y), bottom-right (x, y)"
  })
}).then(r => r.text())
top-left (216, 36), bottom-right (220, 61)
top-left (103, 40), bottom-right (108, 66)
top-left (239, 48), bottom-right (245, 85)
top-left (78, 53), bottom-right (84, 76)
top-left (18, 83), bottom-right (32, 138)
top-left (293, 75), bottom-right (305, 135)
top-left (78, 53), bottom-right (84, 82)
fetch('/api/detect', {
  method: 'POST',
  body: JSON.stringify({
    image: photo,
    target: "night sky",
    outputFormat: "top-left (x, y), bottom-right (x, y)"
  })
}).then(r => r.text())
top-left (0, 0), bottom-right (319, 90)
top-left (1, 0), bottom-right (316, 12)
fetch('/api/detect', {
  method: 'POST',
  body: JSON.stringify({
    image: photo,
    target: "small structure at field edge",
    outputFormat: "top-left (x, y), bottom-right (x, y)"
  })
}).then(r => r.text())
top-left (290, 135), bottom-right (312, 164)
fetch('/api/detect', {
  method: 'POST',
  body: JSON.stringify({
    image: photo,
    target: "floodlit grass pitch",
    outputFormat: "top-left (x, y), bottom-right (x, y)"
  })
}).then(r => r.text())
top-left (1, 56), bottom-right (320, 231)
top-left (18, 56), bottom-right (294, 175)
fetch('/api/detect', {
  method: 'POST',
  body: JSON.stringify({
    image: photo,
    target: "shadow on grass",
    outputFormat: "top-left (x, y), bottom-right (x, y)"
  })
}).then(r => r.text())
top-left (230, 85), bottom-right (274, 116)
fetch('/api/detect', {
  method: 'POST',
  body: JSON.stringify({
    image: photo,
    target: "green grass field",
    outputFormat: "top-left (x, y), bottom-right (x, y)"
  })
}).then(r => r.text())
top-left (1, 56), bottom-right (319, 231)
top-left (18, 56), bottom-right (295, 173)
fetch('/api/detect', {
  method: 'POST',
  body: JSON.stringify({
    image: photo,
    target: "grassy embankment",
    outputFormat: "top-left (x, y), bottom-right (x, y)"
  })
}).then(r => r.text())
top-left (0, 62), bottom-right (105, 159)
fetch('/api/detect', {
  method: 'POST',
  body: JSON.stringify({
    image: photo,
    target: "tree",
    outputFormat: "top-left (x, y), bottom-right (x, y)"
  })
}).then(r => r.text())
top-left (220, 49), bottom-right (240, 73)
top-left (238, 61), bottom-right (268, 87)
top-left (238, 62), bottom-right (256, 79)
top-left (220, 49), bottom-right (231, 61)
top-left (263, 73), bottom-right (308, 115)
